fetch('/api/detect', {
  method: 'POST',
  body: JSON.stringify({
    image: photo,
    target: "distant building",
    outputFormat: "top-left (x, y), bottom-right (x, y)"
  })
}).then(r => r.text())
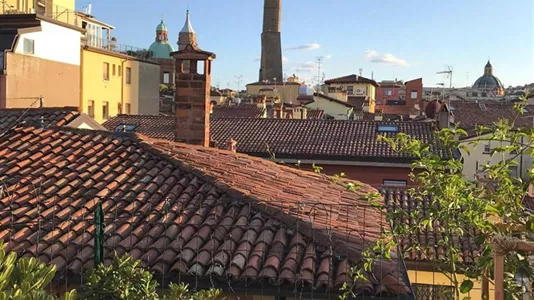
top-left (78, 11), bottom-right (160, 122)
top-left (0, 13), bottom-right (83, 108)
top-left (322, 74), bottom-right (379, 113)
top-left (471, 60), bottom-right (504, 96)
top-left (148, 20), bottom-right (175, 87)
top-left (0, 2), bottom-right (160, 121)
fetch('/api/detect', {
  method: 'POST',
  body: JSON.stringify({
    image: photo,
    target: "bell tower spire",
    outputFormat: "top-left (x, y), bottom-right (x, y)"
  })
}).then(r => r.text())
top-left (178, 10), bottom-right (198, 50)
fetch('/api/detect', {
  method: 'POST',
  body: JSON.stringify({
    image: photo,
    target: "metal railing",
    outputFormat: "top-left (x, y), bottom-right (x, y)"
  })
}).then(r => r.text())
top-left (83, 35), bottom-right (154, 60)
top-left (1, 0), bottom-right (80, 27)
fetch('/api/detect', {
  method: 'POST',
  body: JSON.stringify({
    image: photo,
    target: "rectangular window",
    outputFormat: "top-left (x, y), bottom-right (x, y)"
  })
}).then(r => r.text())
top-left (483, 141), bottom-right (491, 154)
top-left (112, 64), bottom-right (116, 76)
top-left (410, 90), bottom-right (418, 99)
top-left (125, 103), bottom-right (131, 114)
top-left (118, 102), bottom-right (122, 114)
top-left (163, 72), bottom-right (170, 84)
top-left (23, 38), bottom-right (34, 54)
top-left (509, 166), bottom-right (519, 178)
top-left (87, 100), bottom-right (94, 117)
top-left (386, 89), bottom-right (392, 96)
top-left (125, 67), bottom-right (131, 84)
top-left (103, 62), bottom-right (109, 80)
top-left (346, 86), bottom-right (354, 95)
top-left (115, 124), bottom-right (137, 132)
top-left (118, 66), bottom-right (122, 76)
top-left (102, 101), bottom-right (109, 120)
top-left (383, 180), bottom-right (407, 187)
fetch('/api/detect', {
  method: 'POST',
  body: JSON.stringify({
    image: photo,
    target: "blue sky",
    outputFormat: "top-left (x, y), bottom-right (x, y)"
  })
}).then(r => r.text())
top-left (78, 0), bottom-right (534, 89)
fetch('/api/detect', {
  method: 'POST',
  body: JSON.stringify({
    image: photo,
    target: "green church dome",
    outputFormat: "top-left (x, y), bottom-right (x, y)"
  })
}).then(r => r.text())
top-left (156, 20), bottom-right (167, 32)
top-left (148, 41), bottom-right (174, 59)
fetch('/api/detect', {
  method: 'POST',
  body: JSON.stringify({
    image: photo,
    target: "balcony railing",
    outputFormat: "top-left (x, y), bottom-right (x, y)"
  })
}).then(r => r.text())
top-left (82, 36), bottom-right (154, 60)
top-left (1, 0), bottom-right (80, 27)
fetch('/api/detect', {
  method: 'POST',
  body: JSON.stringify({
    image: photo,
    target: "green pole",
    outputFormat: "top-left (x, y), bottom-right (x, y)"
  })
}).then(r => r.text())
top-left (94, 201), bottom-right (104, 266)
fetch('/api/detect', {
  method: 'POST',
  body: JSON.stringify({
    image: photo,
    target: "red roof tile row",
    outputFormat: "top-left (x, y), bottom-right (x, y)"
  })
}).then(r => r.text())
top-left (0, 107), bottom-right (80, 132)
top-left (0, 126), bottom-right (411, 297)
top-left (104, 116), bottom-right (455, 163)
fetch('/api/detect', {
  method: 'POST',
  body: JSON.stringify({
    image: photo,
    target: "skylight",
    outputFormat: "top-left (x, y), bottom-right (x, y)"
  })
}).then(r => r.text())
top-left (377, 124), bottom-right (399, 133)
top-left (115, 124), bottom-right (137, 133)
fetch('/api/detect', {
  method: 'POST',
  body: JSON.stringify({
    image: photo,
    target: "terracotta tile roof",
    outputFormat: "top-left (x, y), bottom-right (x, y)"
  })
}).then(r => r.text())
top-left (103, 114), bottom-right (175, 140)
top-left (103, 116), bottom-right (455, 163)
top-left (212, 105), bottom-right (266, 119)
top-left (306, 109), bottom-right (324, 119)
top-left (450, 101), bottom-right (534, 136)
top-left (0, 107), bottom-right (80, 132)
top-left (381, 188), bottom-right (480, 264)
top-left (210, 119), bottom-right (455, 162)
top-left (0, 126), bottom-right (411, 297)
top-left (324, 74), bottom-right (379, 87)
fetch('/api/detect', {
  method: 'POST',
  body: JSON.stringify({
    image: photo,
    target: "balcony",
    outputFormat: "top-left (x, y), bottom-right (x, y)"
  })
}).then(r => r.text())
top-left (1, 0), bottom-right (80, 27)
top-left (82, 36), bottom-right (154, 60)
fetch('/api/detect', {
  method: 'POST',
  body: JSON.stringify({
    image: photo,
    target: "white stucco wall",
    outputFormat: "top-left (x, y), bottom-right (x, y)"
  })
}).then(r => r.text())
top-left (14, 20), bottom-right (81, 66)
top-left (461, 133), bottom-right (533, 181)
top-left (306, 95), bottom-right (353, 120)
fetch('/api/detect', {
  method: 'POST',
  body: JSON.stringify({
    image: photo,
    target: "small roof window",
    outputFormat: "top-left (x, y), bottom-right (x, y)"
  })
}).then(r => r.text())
top-left (377, 124), bottom-right (398, 133)
top-left (115, 124), bottom-right (137, 133)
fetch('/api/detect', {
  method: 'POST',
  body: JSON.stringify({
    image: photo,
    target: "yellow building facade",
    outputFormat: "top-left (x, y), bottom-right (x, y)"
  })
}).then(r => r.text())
top-left (1, 0), bottom-right (77, 25)
top-left (80, 47), bottom-right (140, 123)
top-left (246, 82), bottom-right (301, 103)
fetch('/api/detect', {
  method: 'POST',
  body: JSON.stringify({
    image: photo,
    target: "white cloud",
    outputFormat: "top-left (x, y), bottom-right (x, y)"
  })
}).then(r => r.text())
top-left (285, 43), bottom-right (321, 51)
top-left (325, 55), bottom-right (332, 59)
top-left (365, 50), bottom-right (408, 66)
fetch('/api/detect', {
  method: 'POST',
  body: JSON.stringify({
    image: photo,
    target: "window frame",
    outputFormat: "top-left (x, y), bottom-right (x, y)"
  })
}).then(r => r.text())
top-left (102, 101), bottom-right (109, 120)
top-left (22, 38), bottom-right (35, 54)
top-left (87, 100), bottom-right (95, 117)
top-left (383, 179), bottom-right (407, 187)
top-left (163, 71), bottom-right (170, 84)
top-left (125, 67), bottom-right (131, 84)
top-left (103, 62), bottom-right (110, 81)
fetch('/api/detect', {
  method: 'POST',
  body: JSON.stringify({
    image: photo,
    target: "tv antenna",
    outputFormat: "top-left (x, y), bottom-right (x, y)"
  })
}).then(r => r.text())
top-left (437, 66), bottom-right (453, 90)
top-left (316, 56), bottom-right (324, 87)
top-left (235, 75), bottom-right (243, 94)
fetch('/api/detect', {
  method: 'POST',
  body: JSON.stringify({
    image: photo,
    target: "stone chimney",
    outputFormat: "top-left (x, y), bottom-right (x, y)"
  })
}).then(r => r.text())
top-left (226, 138), bottom-right (237, 153)
top-left (172, 44), bottom-right (216, 147)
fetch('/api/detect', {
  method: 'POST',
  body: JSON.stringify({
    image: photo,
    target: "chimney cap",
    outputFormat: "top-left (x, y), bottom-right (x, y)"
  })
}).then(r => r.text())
top-left (171, 44), bottom-right (216, 60)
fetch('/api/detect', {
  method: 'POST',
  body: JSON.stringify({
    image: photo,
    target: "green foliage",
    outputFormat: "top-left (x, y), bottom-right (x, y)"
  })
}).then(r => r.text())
top-left (79, 253), bottom-right (220, 300)
top-left (162, 283), bottom-right (220, 300)
top-left (80, 253), bottom-right (159, 300)
top-left (338, 94), bottom-right (534, 299)
top-left (0, 240), bottom-right (76, 300)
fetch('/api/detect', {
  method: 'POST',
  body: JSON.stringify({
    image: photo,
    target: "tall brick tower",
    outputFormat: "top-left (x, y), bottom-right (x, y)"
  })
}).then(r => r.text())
top-left (259, 0), bottom-right (283, 83)
top-left (172, 44), bottom-right (216, 147)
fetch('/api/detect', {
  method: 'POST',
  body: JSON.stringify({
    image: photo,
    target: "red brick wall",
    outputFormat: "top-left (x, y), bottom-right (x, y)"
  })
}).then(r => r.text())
top-left (297, 163), bottom-right (414, 186)
top-left (174, 58), bottom-right (212, 147)
top-left (375, 85), bottom-right (402, 105)
top-left (405, 78), bottom-right (423, 108)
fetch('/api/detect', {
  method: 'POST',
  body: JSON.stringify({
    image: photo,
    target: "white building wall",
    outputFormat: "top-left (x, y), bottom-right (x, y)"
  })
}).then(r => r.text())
top-left (461, 133), bottom-right (533, 181)
top-left (14, 20), bottom-right (81, 65)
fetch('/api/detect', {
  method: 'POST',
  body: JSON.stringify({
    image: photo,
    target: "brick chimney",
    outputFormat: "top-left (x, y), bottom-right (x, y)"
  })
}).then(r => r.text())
top-left (172, 44), bottom-right (216, 147)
